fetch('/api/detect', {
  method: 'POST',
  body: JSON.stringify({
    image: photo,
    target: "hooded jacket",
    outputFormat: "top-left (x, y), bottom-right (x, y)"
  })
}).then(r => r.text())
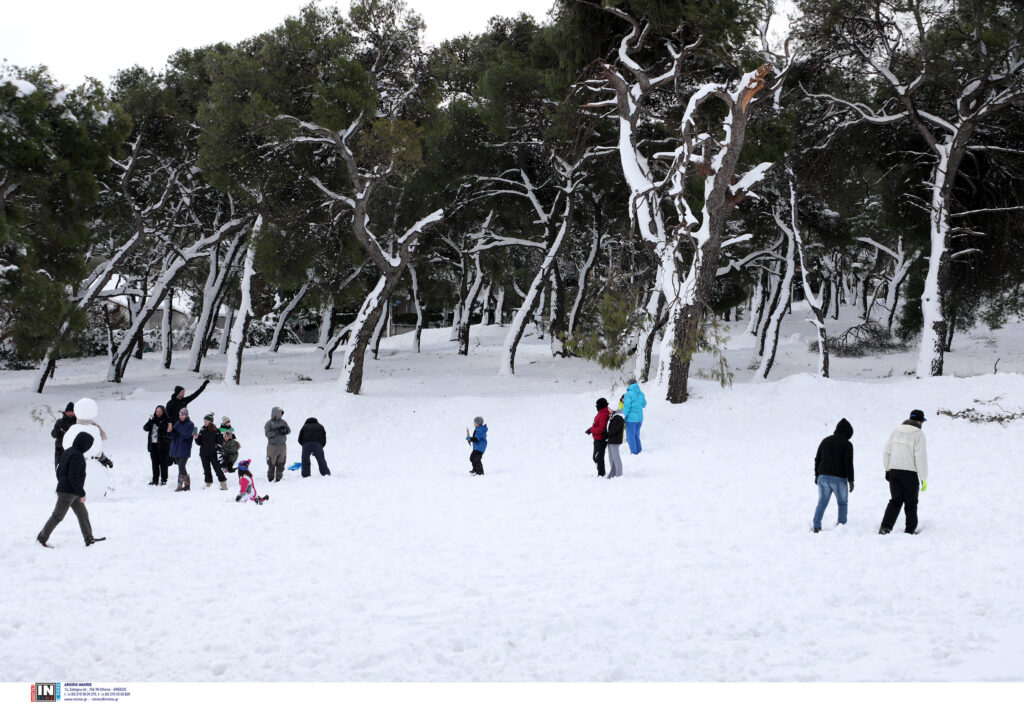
top-left (622, 383), bottom-right (647, 423)
top-left (589, 406), bottom-right (611, 440)
top-left (605, 411), bottom-right (625, 445)
top-left (814, 418), bottom-right (854, 481)
top-left (56, 432), bottom-right (94, 497)
top-left (883, 422), bottom-right (928, 479)
top-left (143, 407), bottom-right (171, 451)
top-left (298, 417), bottom-right (327, 446)
top-left (264, 407), bottom-right (290, 446)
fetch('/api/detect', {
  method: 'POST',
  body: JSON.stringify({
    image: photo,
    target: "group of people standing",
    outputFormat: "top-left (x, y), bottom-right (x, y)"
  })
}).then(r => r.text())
top-left (812, 409), bottom-right (930, 534)
top-left (585, 379), bottom-right (647, 478)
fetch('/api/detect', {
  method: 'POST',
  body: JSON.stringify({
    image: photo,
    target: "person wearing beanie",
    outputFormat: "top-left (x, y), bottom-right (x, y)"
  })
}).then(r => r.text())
top-left (50, 402), bottom-right (77, 468)
top-left (466, 416), bottom-right (488, 475)
top-left (585, 398), bottom-right (611, 477)
top-left (879, 409), bottom-right (929, 535)
top-left (811, 418), bottom-right (855, 532)
top-left (236, 459), bottom-right (269, 505)
top-left (196, 412), bottom-right (227, 489)
top-left (604, 404), bottom-right (625, 478)
top-left (37, 431), bottom-right (106, 547)
top-left (165, 380), bottom-right (210, 434)
top-left (264, 407), bottom-right (291, 482)
top-left (219, 420), bottom-right (241, 474)
top-left (298, 417), bottom-right (330, 478)
top-left (143, 405), bottom-right (172, 485)
top-left (170, 408), bottom-right (196, 492)
top-left (622, 378), bottom-right (647, 454)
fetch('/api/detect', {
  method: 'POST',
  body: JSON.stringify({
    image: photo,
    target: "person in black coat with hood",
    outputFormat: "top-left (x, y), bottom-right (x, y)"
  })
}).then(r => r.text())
top-left (812, 418), bottom-right (855, 532)
top-left (37, 432), bottom-right (105, 547)
top-left (298, 417), bottom-right (330, 477)
top-left (143, 405), bottom-right (172, 485)
top-left (50, 402), bottom-right (76, 468)
top-left (164, 380), bottom-right (210, 433)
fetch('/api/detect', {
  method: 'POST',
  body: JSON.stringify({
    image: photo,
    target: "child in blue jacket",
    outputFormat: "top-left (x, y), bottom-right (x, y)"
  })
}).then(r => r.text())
top-left (466, 416), bottom-right (488, 475)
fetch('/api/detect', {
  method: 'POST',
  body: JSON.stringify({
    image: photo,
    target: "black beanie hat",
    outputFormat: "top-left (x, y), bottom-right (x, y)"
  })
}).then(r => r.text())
top-left (65, 402), bottom-right (75, 413)
top-left (596, 398), bottom-right (609, 409)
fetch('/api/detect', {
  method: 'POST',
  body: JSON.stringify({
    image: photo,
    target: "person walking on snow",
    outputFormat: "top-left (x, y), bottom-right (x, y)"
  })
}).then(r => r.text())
top-left (585, 398), bottom-right (611, 477)
top-left (143, 405), bottom-right (171, 485)
top-left (264, 407), bottom-right (290, 482)
top-left (50, 402), bottom-right (76, 468)
top-left (622, 379), bottom-right (647, 455)
top-left (812, 418), bottom-right (855, 532)
top-left (37, 432), bottom-right (106, 547)
top-left (235, 460), bottom-right (269, 505)
top-left (196, 412), bottom-right (228, 489)
top-left (298, 417), bottom-right (330, 477)
top-left (879, 409), bottom-right (929, 535)
top-left (466, 417), bottom-right (488, 475)
top-left (170, 408), bottom-right (196, 492)
top-left (604, 405), bottom-right (625, 478)
top-left (165, 380), bottom-right (210, 433)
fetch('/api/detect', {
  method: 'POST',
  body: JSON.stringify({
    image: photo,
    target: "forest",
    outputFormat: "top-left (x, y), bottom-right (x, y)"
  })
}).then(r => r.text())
top-left (2, 0), bottom-right (1022, 402)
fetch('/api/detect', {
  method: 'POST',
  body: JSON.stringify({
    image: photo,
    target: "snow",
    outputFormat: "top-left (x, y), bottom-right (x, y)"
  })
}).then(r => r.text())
top-left (3, 313), bottom-right (1024, 682)
top-left (3, 77), bottom-right (37, 97)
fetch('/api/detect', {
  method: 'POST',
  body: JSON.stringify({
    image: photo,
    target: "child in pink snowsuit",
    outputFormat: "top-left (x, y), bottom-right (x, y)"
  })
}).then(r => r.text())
top-left (235, 460), bottom-right (268, 505)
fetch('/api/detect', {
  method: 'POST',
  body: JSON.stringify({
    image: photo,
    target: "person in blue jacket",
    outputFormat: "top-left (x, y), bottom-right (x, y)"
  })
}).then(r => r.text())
top-left (170, 407), bottom-right (197, 492)
top-left (466, 416), bottom-right (488, 475)
top-left (622, 378), bottom-right (647, 454)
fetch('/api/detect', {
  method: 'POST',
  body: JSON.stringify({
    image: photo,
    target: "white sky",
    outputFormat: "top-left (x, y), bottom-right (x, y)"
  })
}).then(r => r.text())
top-left (0, 0), bottom-right (558, 87)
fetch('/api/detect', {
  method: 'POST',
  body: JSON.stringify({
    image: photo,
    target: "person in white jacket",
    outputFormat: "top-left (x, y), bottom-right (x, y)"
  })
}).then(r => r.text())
top-left (879, 409), bottom-right (928, 534)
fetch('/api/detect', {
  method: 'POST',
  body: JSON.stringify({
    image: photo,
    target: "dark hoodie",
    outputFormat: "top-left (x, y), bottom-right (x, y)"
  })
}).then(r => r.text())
top-left (56, 432), bottom-right (94, 497)
top-left (165, 381), bottom-right (209, 428)
top-left (814, 418), bottom-right (854, 482)
top-left (298, 417), bottom-right (327, 446)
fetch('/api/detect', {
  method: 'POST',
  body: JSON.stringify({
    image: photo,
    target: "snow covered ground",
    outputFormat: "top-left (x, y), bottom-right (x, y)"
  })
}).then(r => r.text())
top-left (2, 309), bottom-right (1023, 682)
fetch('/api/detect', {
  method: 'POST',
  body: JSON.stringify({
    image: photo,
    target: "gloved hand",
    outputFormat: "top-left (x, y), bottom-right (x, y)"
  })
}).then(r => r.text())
top-left (585, 428), bottom-right (591, 435)
top-left (235, 494), bottom-right (241, 502)
top-left (201, 379), bottom-right (210, 388)
top-left (848, 480), bottom-right (854, 493)
top-left (921, 479), bottom-right (928, 492)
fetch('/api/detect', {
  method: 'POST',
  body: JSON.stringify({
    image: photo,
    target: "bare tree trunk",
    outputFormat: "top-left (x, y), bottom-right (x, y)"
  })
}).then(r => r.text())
top-left (225, 218), bottom-right (262, 386)
top-left (495, 286), bottom-right (505, 326)
top-left (162, 289), bottom-right (173, 369)
top-left (270, 281), bottom-right (310, 352)
top-left (218, 307), bottom-right (233, 354)
top-left (548, 264), bottom-right (567, 357)
top-left (317, 300), bottom-right (333, 348)
top-left (410, 266), bottom-right (423, 353)
top-left (371, 297), bottom-right (389, 360)
top-left (757, 220), bottom-right (796, 381)
top-left (568, 226), bottom-right (601, 336)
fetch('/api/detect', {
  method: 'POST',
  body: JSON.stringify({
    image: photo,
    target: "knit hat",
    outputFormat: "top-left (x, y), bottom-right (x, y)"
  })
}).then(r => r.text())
top-left (204, 412), bottom-right (215, 423)
top-left (221, 416), bottom-right (231, 426)
top-left (627, 377), bottom-right (638, 385)
top-left (64, 402), bottom-right (75, 413)
top-left (473, 416), bottom-right (484, 425)
top-left (238, 459), bottom-right (251, 469)
top-left (909, 409), bottom-right (927, 422)
top-left (179, 407), bottom-right (189, 416)
top-left (596, 398), bottom-right (608, 409)
top-left (174, 385), bottom-right (184, 395)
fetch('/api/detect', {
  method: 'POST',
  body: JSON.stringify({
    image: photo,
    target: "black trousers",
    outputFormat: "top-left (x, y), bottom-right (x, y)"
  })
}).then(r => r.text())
top-left (149, 448), bottom-right (169, 483)
top-left (592, 439), bottom-right (606, 477)
top-left (201, 454), bottom-right (227, 484)
top-left (881, 469), bottom-right (920, 533)
top-left (470, 449), bottom-right (484, 475)
top-left (54, 447), bottom-right (63, 469)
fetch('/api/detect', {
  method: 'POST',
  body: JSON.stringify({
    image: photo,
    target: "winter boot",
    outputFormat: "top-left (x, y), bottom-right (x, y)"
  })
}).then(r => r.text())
top-left (182, 474), bottom-right (191, 491)
top-left (174, 476), bottom-right (185, 492)
top-left (220, 481), bottom-right (228, 491)
top-left (878, 527), bottom-right (891, 535)
top-left (148, 478), bottom-right (159, 486)
top-left (85, 536), bottom-right (106, 546)
top-left (204, 482), bottom-right (213, 489)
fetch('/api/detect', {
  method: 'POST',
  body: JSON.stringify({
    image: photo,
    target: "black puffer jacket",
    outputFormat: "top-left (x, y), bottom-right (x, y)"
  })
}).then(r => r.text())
top-left (143, 407), bottom-right (171, 451)
top-left (298, 418), bottom-right (327, 446)
top-left (194, 424), bottom-right (224, 458)
top-left (814, 418), bottom-right (854, 481)
top-left (56, 432), bottom-right (93, 497)
top-left (165, 381), bottom-right (209, 429)
top-left (605, 413), bottom-right (625, 445)
top-left (51, 412), bottom-right (76, 452)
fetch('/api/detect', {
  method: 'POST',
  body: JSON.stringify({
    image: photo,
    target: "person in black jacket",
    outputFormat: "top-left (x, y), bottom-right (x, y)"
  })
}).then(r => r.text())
top-left (812, 418), bottom-right (855, 532)
top-left (37, 432), bottom-right (105, 547)
top-left (298, 417), bottom-right (330, 477)
top-left (604, 407), bottom-right (626, 478)
top-left (50, 402), bottom-right (76, 468)
top-left (196, 412), bottom-right (227, 489)
top-left (143, 405), bottom-right (172, 485)
top-left (164, 381), bottom-right (210, 433)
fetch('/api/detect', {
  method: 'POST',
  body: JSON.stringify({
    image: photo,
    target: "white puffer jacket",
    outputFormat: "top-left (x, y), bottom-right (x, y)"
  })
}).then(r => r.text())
top-left (882, 424), bottom-right (928, 479)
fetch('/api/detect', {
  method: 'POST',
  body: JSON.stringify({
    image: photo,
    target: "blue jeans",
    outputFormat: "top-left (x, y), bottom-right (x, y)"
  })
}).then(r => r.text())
top-left (301, 442), bottom-right (330, 477)
top-left (813, 476), bottom-right (848, 529)
top-left (625, 421), bottom-right (642, 454)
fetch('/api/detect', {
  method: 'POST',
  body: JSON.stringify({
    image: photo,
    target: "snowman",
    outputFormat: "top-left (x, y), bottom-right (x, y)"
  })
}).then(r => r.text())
top-left (62, 397), bottom-right (116, 495)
